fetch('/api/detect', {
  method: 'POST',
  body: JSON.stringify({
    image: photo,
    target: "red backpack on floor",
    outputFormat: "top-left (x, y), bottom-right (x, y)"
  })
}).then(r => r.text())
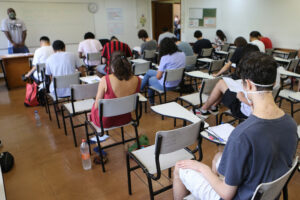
top-left (24, 82), bottom-right (39, 107)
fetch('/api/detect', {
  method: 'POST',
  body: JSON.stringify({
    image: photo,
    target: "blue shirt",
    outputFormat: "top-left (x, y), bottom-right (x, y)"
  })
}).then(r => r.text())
top-left (218, 114), bottom-right (298, 200)
top-left (158, 52), bottom-right (185, 88)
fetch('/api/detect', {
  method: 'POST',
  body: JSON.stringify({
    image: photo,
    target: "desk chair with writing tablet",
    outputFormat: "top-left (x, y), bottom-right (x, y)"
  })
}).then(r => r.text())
top-left (61, 83), bottom-right (98, 147)
top-left (86, 52), bottom-right (102, 75)
top-left (45, 72), bottom-right (80, 128)
top-left (127, 121), bottom-right (205, 200)
top-left (143, 50), bottom-right (157, 64)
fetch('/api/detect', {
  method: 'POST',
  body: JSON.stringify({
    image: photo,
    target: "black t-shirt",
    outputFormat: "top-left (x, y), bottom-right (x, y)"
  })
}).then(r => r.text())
top-left (193, 39), bottom-right (212, 55)
top-left (218, 114), bottom-right (298, 200)
top-left (230, 47), bottom-right (244, 64)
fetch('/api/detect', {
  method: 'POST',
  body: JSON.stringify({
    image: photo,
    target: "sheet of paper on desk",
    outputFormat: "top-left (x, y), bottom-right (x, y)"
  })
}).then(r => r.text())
top-left (133, 46), bottom-right (141, 54)
top-left (90, 135), bottom-right (109, 142)
top-left (207, 123), bottom-right (235, 142)
top-left (152, 63), bottom-right (159, 69)
top-left (223, 77), bottom-right (243, 93)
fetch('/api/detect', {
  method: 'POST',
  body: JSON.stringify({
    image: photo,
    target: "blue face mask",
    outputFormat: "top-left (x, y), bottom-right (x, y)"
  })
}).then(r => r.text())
top-left (8, 12), bottom-right (16, 19)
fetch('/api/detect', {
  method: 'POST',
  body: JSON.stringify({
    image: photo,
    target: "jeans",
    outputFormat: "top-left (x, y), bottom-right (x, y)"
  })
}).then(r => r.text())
top-left (141, 69), bottom-right (177, 104)
top-left (8, 46), bottom-right (29, 54)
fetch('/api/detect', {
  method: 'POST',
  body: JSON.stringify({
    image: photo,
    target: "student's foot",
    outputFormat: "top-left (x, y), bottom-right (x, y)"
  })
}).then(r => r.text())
top-left (209, 106), bottom-right (219, 114)
top-left (195, 108), bottom-right (210, 119)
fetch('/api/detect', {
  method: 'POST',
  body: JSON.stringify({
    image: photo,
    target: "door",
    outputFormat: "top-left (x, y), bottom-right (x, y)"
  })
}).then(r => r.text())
top-left (152, 2), bottom-right (173, 41)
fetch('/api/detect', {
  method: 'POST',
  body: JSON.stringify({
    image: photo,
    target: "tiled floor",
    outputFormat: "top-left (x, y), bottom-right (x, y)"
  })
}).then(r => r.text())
top-left (0, 80), bottom-right (299, 200)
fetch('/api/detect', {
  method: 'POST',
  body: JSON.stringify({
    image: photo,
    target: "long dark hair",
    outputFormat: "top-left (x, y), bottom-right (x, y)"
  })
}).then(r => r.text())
top-left (110, 51), bottom-right (133, 81)
top-left (216, 30), bottom-right (226, 41)
top-left (158, 37), bottom-right (178, 61)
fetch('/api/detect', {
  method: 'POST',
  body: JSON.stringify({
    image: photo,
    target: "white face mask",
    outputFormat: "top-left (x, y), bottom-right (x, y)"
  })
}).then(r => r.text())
top-left (245, 80), bottom-right (273, 94)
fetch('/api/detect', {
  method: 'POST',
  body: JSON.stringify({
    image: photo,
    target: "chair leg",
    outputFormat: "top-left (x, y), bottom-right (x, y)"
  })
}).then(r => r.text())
top-left (279, 98), bottom-right (282, 108)
top-left (96, 133), bottom-right (106, 172)
top-left (53, 101), bottom-right (60, 128)
top-left (144, 102), bottom-right (147, 113)
top-left (158, 93), bottom-right (162, 104)
top-left (283, 185), bottom-right (288, 200)
top-left (291, 102), bottom-right (294, 117)
top-left (164, 93), bottom-right (167, 103)
top-left (85, 121), bottom-right (92, 155)
top-left (69, 116), bottom-right (77, 147)
top-left (126, 153), bottom-right (132, 195)
top-left (174, 118), bottom-right (176, 127)
top-left (134, 125), bottom-right (140, 149)
top-left (215, 114), bottom-right (219, 125)
top-left (168, 168), bottom-right (172, 178)
top-left (46, 96), bottom-right (52, 121)
top-left (61, 106), bottom-right (68, 136)
top-left (121, 127), bottom-right (125, 144)
top-left (147, 176), bottom-right (154, 200)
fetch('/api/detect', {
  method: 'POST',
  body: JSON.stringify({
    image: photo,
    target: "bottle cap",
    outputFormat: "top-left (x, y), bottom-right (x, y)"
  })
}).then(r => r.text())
top-left (82, 139), bottom-right (86, 143)
top-left (34, 110), bottom-right (38, 113)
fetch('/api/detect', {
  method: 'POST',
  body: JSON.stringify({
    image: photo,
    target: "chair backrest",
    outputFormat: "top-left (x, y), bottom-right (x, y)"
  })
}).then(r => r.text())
top-left (155, 121), bottom-right (204, 154)
top-left (251, 156), bottom-right (298, 200)
top-left (53, 72), bottom-right (81, 89)
top-left (165, 67), bottom-right (185, 82)
top-left (287, 51), bottom-right (297, 59)
top-left (208, 59), bottom-right (225, 74)
top-left (221, 43), bottom-right (230, 52)
top-left (87, 52), bottom-right (101, 62)
top-left (98, 93), bottom-right (138, 117)
top-left (36, 63), bottom-right (46, 82)
top-left (200, 77), bottom-right (221, 95)
top-left (133, 62), bottom-right (150, 75)
top-left (143, 50), bottom-right (156, 59)
top-left (201, 48), bottom-right (213, 57)
top-left (185, 55), bottom-right (197, 67)
top-left (265, 48), bottom-right (274, 56)
top-left (286, 59), bottom-right (300, 72)
top-left (71, 82), bottom-right (98, 101)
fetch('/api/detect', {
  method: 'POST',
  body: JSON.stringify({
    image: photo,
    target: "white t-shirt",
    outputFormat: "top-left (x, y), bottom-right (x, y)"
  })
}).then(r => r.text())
top-left (32, 45), bottom-right (54, 80)
top-left (1, 18), bottom-right (26, 48)
top-left (78, 39), bottom-right (102, 66)
top-left (45, 52), bottom-right (81, 97)
top-left (250, 39), bottom-right (265, 53)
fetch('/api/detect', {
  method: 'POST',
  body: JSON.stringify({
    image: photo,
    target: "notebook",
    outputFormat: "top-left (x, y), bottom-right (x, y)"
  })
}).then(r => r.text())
top-left (206, 123), bottom-right (235, 142)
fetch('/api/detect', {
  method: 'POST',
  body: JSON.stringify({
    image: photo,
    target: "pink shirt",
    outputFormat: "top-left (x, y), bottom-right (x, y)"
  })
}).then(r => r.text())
top-left (78, 39), bottom-right (102, 66)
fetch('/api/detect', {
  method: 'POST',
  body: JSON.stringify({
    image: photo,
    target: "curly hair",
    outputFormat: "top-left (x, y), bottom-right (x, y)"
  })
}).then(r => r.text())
top-left (158, 37), bottom-right (178, 61)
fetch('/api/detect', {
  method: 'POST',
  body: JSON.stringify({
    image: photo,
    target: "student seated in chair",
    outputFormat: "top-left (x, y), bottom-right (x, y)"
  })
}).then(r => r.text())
top-left (173, 37), bottom-right (194, 57)
top-left (213, 29), bottom-right (227, 51)
top-left (257, 31), bottom-right (273, 49)
top-left (45, 40), bottom-right (82, 98)
top-left (173, 52), bottom-right (298, 200)
top-left (157, 27), bottom-right (176, 46)
top-left (137, 29), bottom-right (157, 56)
top-left (140, 38), bottom-right (185, 105)
top-left (98, 36), bottom-right (132, 75)
top-left (192, 30), bottom-right (212, 57)
top-left (213, 36), bottom-right (247, 77)
top-left (249, 31), bottom-right (265, 53)
top-left (78, 32), bottom-right (102, 67)
top-left (23, 36), bottom-right (54, 82)
top-left (90, 51), bottom-right (141, 128)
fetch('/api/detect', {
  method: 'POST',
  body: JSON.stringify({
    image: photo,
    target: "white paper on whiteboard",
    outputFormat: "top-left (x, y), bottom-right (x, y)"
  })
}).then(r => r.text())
top-left (204, 17), bottom-right (216, 27)
top-left (189, 8), bottom-right (203, 19)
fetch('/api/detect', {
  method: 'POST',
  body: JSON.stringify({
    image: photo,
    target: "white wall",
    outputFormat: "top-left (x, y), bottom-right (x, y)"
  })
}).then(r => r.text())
top-left (0, 0), bottom-right (152, 55)
top-left (182, 0), bottom-right (300, 49)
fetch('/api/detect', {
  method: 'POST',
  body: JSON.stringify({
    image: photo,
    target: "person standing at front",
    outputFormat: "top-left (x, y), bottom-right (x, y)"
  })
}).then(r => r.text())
top-left (1, 8), bottom-right (29, 54)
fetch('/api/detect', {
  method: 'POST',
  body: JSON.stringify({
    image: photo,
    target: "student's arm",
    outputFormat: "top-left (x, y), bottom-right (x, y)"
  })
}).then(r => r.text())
top-left (213, 61), bottom-right (232, 77)
top-left (3, 31), bottom-right (16, 47)
top-left (25, 66), bottom-right (37, 77)
top-left (177, 160), bottom-right (237, 200)
top-left (156, 71), bottom-right (163, 80)
top-left (94, 77), bottom-right (107, 109)
top-left (79, 52), bottom-right (85, 59)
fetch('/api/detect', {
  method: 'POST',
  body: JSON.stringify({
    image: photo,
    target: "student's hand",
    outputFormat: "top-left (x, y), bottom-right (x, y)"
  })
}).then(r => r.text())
top-left (212, 73), bottom-right (219, 77)
top-left (236, 92), bottom-right (245, 101)
top-left (176, 160), bottom-right (210, 173)
top-left (12, 42), bottom-right (18, 48)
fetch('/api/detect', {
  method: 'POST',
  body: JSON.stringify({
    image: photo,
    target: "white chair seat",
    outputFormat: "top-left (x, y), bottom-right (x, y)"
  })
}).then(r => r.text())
top-left (149, 86), bottom-right (164, 94)
top-left (288, 91), bottom-right (300, 102)
top-left (279, 89), bottom-right (298, 101)
top-left (138, 93), bottom-right (147, 102)
top-left (64, 99), bottom-right (95, 114)
top-left (132, 145), bottom-right (194, 174)
top-left (88, 119), bottom-right (133, 133)
top-left (179, 93), bottom-right (209, 106)
top-left (48, 92), bottom-right (70, 102)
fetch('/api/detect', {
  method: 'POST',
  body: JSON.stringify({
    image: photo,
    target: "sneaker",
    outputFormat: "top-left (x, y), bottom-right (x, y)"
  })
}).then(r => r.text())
top-left (209, 106), bottom-right (219, 114)
top-left (195, 108), bottom-right (210, 119)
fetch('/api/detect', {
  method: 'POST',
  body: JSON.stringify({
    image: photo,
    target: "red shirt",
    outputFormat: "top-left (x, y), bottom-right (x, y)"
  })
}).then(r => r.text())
top-left (101, 41), bottom-right (133, 73)
top-left (260, 37), bottom-right (273, 49)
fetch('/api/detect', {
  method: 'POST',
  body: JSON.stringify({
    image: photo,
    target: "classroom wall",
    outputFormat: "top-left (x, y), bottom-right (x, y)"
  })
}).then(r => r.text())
top-left (181, 0), bottom-right (300, 49)
top-left (0, 0), bottom-right (152, 55)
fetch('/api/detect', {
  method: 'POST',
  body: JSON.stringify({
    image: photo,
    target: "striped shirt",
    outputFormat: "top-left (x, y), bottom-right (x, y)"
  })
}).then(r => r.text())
top-left (101, 41), bottom-right (132, 73)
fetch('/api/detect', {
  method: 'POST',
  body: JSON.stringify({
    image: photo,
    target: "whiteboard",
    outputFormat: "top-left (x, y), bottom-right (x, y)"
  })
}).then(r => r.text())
top-left (0, 2), bottom-right (95, 50)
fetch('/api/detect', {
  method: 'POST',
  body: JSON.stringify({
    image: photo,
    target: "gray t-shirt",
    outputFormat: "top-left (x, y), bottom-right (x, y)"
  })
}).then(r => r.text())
top-left (177, 41), bottom-right (193, 56)
top-left (218, 114), bottom-right (298, 200)
top-left (158, 32), bottom-right (176, 45)
top-left (1, 18), bottom-right (26, 48)
top-left (140, 40), bottom-right (157, 55)
top-left (45, 52), bottom-right (81, 97)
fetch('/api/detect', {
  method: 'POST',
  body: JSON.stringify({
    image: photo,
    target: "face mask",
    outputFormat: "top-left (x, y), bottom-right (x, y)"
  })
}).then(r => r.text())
top-left (245, 80), bottom-right (273, 95)
top-left (8, 12), bottom-right (16, 19)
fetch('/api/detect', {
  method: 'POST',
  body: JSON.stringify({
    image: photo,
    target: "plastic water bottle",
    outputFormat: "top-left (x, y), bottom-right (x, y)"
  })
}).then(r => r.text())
top-left (34, 110), bottom-right (41, 127)
top-left (80, 139), bottom-right (91, 170)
